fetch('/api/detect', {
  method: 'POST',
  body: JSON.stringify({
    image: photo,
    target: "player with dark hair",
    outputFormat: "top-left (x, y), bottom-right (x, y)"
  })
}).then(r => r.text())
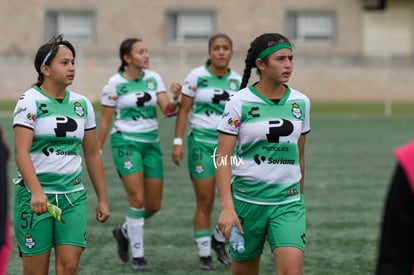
top-left (216, 33), bottom-right (310, 275)
top-left (98, 37), bottom-right (181, 271)
top-left (12, 34), bottom-right (110, 274)
top-left (171, 33), bottom-right (241, 270)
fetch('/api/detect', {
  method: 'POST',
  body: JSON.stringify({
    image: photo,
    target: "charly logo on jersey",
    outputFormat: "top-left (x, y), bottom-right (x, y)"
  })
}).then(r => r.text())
top-left (25, 233), bottom-right (36, 249)
top-left (73, 102), bottom-right (85, 117)
top-left (253, 154), bottom-right (295, 165)
top-left (291, 103), bottom-right (302, 119)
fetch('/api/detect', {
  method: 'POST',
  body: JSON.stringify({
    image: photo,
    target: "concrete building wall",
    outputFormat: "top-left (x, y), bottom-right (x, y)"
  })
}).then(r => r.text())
top-left (1, 0), bottom-right (413, 104)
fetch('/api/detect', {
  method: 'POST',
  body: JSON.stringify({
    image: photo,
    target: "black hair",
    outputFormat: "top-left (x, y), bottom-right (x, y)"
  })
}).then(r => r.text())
top-left (205, 33), bottom-right (233, 66)
top-left (240, 33), bottom-right (292, 89)
top-left (118, 38), bottom-right (142, 72)
top-left (34, 34), bottom-right (76, 87)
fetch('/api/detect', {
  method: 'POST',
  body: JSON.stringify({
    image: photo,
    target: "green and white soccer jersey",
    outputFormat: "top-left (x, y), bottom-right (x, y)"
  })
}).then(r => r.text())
top-left (218, 85), bottom-right (311, 205)
top-left (12, 86), bottom-right (96, 194)
top-left (101, 70), bottom-right (166, 142)
top-left (182, 65), bottom-right (241, 143)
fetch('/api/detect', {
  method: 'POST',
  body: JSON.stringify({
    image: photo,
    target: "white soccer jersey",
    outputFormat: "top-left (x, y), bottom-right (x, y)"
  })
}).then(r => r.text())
top-left (217, 85), bottom-right (311, 205)
top-left (101, 70), bottom-right (166, 142)
top-left (182, 65), bottom-right (241, 143)
top-left (13, 86), bottom-right (96, 193)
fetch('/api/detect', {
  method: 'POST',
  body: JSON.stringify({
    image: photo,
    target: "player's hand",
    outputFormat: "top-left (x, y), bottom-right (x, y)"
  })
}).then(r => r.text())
top-left (171, 145), bottom-right (184, 166)
top-left (96, 201), bottom-right (110, 223)
top-left (217, 208), bottom-right (242, 240)
top-left (30, 191), bottom-right (48, 215)
top-left (170, 82), bottom-right (182, 99)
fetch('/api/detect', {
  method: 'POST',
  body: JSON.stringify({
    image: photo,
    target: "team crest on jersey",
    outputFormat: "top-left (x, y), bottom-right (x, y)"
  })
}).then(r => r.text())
top-left (194, 163), bottom-right (204, 174)
top-left (73, 102), bottom-right (85, 117)
top-left (25, 233), bottom-right (36, 249)
top-left (291, 103), bottom-right (302, 119)
top-left (228, 79), bottom-right (238, 91)
top-left (146, 79), bottom-right (155, 90)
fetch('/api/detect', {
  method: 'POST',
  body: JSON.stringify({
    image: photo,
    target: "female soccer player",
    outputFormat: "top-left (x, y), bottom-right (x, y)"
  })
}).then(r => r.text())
top-left (171, 33), bottom-right (241, 270)
top-left (13, 34), bottom-right (110, 275)
top-left (216, 33), bottom-right (311, 275)
top-left (98, 38), bottom-right (181, 271)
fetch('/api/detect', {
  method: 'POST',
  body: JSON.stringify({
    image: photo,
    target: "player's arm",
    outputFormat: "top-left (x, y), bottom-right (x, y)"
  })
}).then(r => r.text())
top-left (14, 126), bottom-right (48, 214)
top-left (171, 94), bottom-right (192, 166)
top-left (157, 82), bottom-right (182, 116)
top-left (97, 106), bottom-right (114, 150)
top-left (298, 134), bottom-right (307, 194)
top-left (215, 132), bottom-right (242, 239)
top-left (82, 128), bottom-right (110, 222)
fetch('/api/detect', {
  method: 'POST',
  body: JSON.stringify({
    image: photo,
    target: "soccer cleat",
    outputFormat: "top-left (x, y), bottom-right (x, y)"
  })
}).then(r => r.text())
top-left (199, 256), bottom-right (215, 270)
top-left (211, 235), bottom-right (231, 267)
top-left (112, 226), bottom-right (129, 263)
top-left (131, 257), bottom-right (151, 271)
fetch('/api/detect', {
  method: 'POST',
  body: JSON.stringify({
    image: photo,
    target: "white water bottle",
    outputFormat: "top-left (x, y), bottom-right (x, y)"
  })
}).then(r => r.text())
top-left (229, 225), bottom-right (245, 253)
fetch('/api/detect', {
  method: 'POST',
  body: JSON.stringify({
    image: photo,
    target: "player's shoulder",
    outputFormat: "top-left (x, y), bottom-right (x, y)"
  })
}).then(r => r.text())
top-left (143, 69), bottom-right (161, 78)
top-left (288, 86), bottom-right (310, 102)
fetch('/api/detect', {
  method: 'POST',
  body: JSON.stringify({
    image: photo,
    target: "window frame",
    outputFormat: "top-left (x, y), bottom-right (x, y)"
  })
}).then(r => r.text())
top-left (165, 10), bottom-right (215, 45)
top-left (45, 9), bottom-right (95, 45)
top-left (287, 10), bottom-right (336, 47)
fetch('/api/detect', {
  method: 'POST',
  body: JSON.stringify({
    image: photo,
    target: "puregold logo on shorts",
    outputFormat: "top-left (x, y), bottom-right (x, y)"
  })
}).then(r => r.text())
top-left (212, 147), bottom-right (244, 168)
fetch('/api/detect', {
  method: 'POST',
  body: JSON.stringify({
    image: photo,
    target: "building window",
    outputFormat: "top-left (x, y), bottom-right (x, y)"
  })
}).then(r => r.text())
top-left (46, 10), bottom-right (94, 44)
top-left (166, 11), bottom-right (214, 44)
top-left (287, 11), bottom-right (336, 46)
top-left (363, 0), bottom-right (386, 10)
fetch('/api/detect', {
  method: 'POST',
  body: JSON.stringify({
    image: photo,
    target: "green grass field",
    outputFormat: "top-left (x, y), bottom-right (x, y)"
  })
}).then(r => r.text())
top-left (2, 102), bottom-right (414, 274)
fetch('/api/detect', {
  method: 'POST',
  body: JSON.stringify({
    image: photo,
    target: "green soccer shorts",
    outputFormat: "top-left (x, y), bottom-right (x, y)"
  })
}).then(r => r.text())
top-left (231, 195), bottom-right (306, 261)
top-left (14, 184), bottom-right (88, 256)
top-left (111, 132), bottom-right (163, 178)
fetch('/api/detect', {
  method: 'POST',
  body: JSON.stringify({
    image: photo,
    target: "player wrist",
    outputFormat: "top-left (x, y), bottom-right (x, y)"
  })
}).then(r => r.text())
top-left (173, 137), bottom-right (183, 146)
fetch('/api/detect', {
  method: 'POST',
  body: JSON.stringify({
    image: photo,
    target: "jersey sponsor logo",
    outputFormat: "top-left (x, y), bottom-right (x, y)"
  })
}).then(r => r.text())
top-left (73, 102), bottom-right (85, 117)
top-left (13, 107), bottom-right (27, 117)
top-left (253, 154), bottom-right (295, 165)
top-left (135, 92), bottom-right (152, 107)
top-left (266, 119), bottom-right (294, 143)
top-left (42, 146), bottom-right (76, 156)
top-left (291, 103), bottom-right (302, 119)
top-left (54, 116), bottom-right (78, 137)
top-left (261, 145), bottom-right (289, 152)
top-left (212, 89), bottom-right (230, 104)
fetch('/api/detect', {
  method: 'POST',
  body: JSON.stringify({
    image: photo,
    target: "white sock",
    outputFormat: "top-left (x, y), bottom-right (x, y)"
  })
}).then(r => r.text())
top-left (127, 208), bottom-right (145, 258)
top-left (195, 236), bottom-right (211, 257)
